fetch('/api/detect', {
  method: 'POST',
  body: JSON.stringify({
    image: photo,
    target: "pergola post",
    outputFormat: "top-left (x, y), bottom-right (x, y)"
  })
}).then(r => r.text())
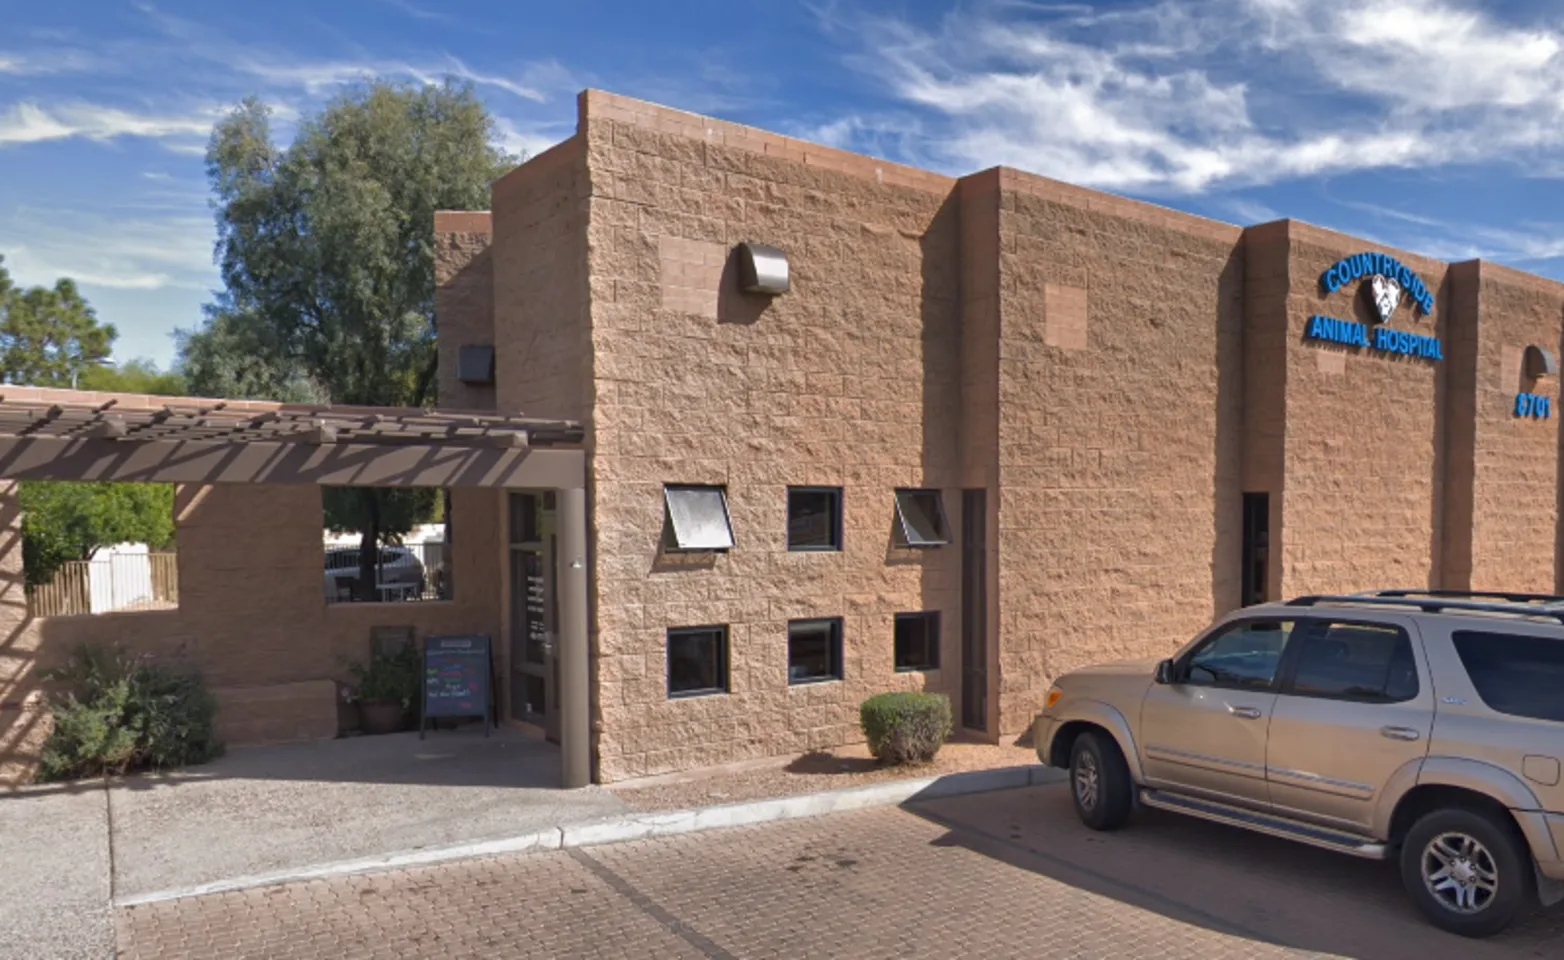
top-left (556, 485), bottom-right (592, 788)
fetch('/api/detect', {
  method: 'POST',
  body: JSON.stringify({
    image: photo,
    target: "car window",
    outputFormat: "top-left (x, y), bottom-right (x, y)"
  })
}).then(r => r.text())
top-left (1184, 620), bottom-right (1295, 690)
top-left (1451, 630), bottom-right (1564, 723)
top-left (1287, 621), bottom-right (1418, 703)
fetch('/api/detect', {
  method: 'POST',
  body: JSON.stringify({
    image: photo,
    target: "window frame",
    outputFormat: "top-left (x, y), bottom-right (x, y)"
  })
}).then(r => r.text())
top-left (893, 611), bottom-right (941, 672)
top-left (786, 486), bottom-right (843, 552)
top-left (892, 488), bottom-right (950, 548)
top-left (1174, 616), bottom-right (1299, 693)
top-left (787, 617), bottom-right (845, 686)
top-left (666, 624), bottom-right (730, 699)
top-left (662, 484), bottom-right (736, 552)
top-left (1274, 618), bottom-right (1421, 705)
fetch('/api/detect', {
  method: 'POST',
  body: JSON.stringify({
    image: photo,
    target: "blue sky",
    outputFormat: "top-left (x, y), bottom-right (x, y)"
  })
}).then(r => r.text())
top-left (4, 0), bottom-right (1564, 368)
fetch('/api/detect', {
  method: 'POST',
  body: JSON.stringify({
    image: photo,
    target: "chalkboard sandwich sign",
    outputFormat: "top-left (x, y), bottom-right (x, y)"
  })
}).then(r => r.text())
top-left (421, 634), bottom-right (495, 739)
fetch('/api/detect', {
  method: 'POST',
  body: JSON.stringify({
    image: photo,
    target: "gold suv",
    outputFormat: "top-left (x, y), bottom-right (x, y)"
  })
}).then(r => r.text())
top-left (1033, 591), bottom-right (1564, 938)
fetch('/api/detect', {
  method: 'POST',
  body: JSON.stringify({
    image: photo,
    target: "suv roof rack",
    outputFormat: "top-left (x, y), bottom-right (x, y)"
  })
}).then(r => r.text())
top-left (1285, 592), bottom-right (1564, 625)
top-left (1371, 589), bottom-right (1564, 605)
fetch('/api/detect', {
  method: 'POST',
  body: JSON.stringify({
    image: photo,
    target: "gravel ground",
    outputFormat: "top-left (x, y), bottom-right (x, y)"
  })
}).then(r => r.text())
top-left (609, 741), bottom-right (1040, 812)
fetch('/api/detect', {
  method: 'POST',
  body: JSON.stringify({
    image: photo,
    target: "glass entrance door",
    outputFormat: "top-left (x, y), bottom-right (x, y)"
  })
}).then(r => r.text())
top-left (508, 492), bottom-right (560, 742)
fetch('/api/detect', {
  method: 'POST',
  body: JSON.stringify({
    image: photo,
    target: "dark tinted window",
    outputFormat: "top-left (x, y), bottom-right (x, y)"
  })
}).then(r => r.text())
top-left (1288, 622), bottom-right (1418, 702)
top-left (668, 626), bottom-right (729, 698)
top-left (894, 612), bottom-right (940, 671)
top-left (1184, 620), bottom-right (1294, 690)
top-left (787, 488), bottom-right (842, 551)
top-left (1451, 631), bottom-right (1564, 723)
top-left (788, 618), bottom-right (844, 684)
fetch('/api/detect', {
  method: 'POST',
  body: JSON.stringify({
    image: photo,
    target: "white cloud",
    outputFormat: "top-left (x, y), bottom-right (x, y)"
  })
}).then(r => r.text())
top-left (0, 208), bottom-right (216, 293)
top-left (822, 0), bottom-right (1564, 193)
top-left (0, 101), bottom-right (219, 147)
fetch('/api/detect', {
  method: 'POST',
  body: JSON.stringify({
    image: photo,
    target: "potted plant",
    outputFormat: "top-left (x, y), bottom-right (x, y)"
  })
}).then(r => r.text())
top-left (345, 645), bottom-right (421, 735)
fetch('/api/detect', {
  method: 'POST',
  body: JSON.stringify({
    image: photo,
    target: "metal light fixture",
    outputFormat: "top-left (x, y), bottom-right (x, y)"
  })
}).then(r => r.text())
top-left (1525, 345), bottom-right (1558, 380)
top-left (736, 242), bottom-right (789, 296)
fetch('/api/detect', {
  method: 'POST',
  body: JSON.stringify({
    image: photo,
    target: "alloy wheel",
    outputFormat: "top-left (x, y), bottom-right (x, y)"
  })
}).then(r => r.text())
top-left (1422, 831), bottom-right (1500, 915)
top-left (1074, 750), bottom-right (1100, 812)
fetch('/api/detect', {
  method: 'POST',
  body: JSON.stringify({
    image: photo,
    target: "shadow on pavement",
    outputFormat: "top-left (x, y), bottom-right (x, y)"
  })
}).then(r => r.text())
top-left (906, 783), bottom-right (1562, 960)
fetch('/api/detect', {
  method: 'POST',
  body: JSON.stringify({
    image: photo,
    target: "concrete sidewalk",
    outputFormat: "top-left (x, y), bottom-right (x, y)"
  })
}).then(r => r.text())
top-left (0, 785), bottom-right (113, 960)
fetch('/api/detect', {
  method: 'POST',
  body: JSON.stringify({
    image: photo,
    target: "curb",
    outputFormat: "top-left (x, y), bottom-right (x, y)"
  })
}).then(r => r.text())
top-left (115, 763), bottom-right (1063, 908)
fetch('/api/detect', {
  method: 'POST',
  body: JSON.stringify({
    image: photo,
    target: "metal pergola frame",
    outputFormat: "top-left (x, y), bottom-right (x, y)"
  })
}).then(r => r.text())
top-left (0, 386), bottom-right (593, 788)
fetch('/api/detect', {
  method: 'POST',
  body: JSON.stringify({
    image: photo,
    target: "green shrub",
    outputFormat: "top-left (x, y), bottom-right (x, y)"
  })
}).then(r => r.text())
top-left (346, 644), bottom-right (422, 712)
top-left (860, 692), bottom-right (953, 766)
top-left (37, 645), bottom-right (223, 783)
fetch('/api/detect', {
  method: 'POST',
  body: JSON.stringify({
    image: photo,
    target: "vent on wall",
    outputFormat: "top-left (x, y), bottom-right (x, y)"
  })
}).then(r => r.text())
top-left (735, 242), bottom-right (790, 296)
top-left (1524, 344), bottom-right (1558, 380)
top-left (457, 345), bottom-right (496, 385)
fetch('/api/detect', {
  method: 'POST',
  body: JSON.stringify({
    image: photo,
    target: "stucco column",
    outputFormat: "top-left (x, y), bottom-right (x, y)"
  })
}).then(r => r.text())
top-left (556, 485), bottom-right (591, 788)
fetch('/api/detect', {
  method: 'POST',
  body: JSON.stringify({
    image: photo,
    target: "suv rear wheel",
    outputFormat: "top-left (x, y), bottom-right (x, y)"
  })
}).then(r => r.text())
top-left (1399, 807), bottom-right (1534, 938)
top-left (1068, 731), bottom-right (1133, 831)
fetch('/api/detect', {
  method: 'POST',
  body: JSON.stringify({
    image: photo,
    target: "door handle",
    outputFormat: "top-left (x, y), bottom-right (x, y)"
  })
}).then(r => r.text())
top-left (1381, 726), bottom-right (1421, 742)
top-left (1228, 706), bottom-right (1263, 719)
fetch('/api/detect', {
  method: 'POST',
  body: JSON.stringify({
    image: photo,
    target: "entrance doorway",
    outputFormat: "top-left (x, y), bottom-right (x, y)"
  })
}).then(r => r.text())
top-left (961, 489), bottom-right (988, 732)
top-left (509, 491), bottom-right (560, 742)
top-left (1241, 492), bottom-right (1270, 607)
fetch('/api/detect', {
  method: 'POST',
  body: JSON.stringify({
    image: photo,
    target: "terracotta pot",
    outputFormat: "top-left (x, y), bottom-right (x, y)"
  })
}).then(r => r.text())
top-left (359, 700), bottom-right (406, 735)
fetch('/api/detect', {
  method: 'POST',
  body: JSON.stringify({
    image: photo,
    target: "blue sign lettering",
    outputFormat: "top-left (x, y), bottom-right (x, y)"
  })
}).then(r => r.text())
top-left (1515, 394), bottom-right (1553, 420)
top-left (1305, 315), bottom-right (1443, 361)
top-left (1319, 251), bottom-right (1436, 316)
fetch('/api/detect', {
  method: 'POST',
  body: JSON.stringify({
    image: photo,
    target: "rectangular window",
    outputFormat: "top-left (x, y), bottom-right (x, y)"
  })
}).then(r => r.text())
top-left (663, 485), bottom-right (735, 551)
top-left (788, 617), bottom-right (844, 685)
top-left (668, 625), bottom-right (729, 698)
top-left (894, 612), bottom-right (941, 671)
top-left (787, 487), bottom-right (842, 551)
top-left (1285, 621), bottom-right (1418, 703)
top-left (1451, 630), bottom-right (1564, 723)
top-left (21, 481), bottom-right (180, 618)
top-left (893, 489), bottom-right (950, 547)
top-left (322, 486), bottom-right (451, 603)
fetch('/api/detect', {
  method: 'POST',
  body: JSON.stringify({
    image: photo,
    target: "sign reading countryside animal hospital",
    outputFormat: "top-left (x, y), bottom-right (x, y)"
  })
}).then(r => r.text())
top-left (1306, 252), bottom-right (1444, 361)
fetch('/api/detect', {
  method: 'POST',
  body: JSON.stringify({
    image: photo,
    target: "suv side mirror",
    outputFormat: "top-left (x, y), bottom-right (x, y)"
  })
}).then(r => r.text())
top-left (1154, 659), bottom-right (1175, 685)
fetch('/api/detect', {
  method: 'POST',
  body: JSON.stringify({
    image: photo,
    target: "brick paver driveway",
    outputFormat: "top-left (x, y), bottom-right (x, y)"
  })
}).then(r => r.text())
top-left (117, 784), bottom-right (1564, 959)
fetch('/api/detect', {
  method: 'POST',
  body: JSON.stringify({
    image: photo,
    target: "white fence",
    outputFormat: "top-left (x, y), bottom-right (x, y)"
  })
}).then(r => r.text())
top-left (29, 549), bottom-right (179, 618)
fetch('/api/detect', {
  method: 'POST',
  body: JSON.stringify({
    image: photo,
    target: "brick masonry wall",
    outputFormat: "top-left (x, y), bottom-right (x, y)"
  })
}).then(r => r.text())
top-left (0, 483), bottom-right (503, 786)
top-left (490, 140), bottom-right (593, 423)
top-left (578, 91), bottom-right (964, 781)
top-left (1279, 224), bottom-right (1449, 596)
top-left (991, 173), bottom-right (1245, 736)
top-left (434, 211), bottom-right (498, 412)
top-left (1466, 263), bottom-right (1564, 592)
top-left (1242, 224), bottom-right (1292, 601)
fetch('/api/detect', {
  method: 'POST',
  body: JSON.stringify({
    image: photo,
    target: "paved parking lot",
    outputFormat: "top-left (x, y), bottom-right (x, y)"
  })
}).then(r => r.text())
top-left (117, 784), bottom-right (1564, 959)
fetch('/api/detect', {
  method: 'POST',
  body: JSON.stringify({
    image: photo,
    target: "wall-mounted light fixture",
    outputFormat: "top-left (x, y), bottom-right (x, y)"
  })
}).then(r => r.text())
top-left (1524, 344), bottom-right (1558, 380)
top-left (735, 242), bottom-right (790, 296)
top-left (457, 344), bottom-right (496, 386)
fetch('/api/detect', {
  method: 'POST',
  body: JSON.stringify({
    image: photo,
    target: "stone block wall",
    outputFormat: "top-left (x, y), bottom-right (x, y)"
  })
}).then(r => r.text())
top-left (577, 90), bottom-right (964, 781)
top-left (990, 171), bottom-right (1245, 736)
top-left (1279, 224), bottom-right (1449, 596)
top-left (434, 211), bottom-right (498, 412)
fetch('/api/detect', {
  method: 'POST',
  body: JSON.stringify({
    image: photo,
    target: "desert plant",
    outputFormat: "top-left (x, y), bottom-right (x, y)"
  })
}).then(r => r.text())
top-left (859, 691), bottom-right (954, 765)
top-left (345, 644), bottom-right (422, 712)
top-left (37, 644), bottom-right (223, 782)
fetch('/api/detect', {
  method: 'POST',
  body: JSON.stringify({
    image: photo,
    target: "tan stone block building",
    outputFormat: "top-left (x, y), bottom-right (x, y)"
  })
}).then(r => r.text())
top-left (4, 88), bottom-right (1564, 787)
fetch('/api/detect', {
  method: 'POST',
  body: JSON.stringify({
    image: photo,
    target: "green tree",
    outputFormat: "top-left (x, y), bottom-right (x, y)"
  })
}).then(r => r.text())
top-left (0, 255), bottom-right (116, 387)
top-left (76, 357), bottom-right (189, 396)
top-left (20, 483), bottom-right (176, 587)
top-left (179, 79), bottom-right (517, 598)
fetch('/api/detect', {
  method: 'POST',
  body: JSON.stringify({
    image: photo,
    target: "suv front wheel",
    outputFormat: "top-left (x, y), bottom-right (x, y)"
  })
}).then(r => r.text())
top-left (1399, 807), bottom-right (1535, 938)
top-left (1068, 731), bottom-right (1133, 831)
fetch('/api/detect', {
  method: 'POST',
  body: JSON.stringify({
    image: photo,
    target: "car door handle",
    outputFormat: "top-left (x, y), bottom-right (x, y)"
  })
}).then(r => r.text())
top-left (1381, 726), bottom-right (1422, 742)
top-left (1228, 706), bottom-right (1263, 719)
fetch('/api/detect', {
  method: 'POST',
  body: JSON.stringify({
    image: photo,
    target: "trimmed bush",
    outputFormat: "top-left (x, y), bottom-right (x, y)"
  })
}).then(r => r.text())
top-left (37, 645), bottom-right (223, 783)
top-left (860, 692), bottom-right (953, 765)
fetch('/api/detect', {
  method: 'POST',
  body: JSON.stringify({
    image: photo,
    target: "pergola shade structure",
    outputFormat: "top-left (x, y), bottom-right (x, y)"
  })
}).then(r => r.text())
top-left (0, 387), bottom-right (585, 489)
top-left (0, 386), bottom-right (594, 788)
